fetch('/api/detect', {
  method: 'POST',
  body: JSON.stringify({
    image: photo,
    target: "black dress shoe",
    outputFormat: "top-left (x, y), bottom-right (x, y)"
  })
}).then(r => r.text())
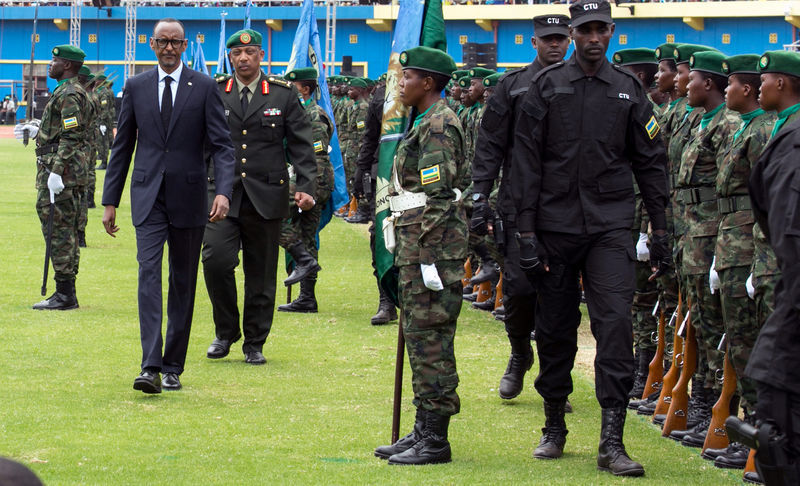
top-left (162, 372), bottom-right (182, 391)
top-left (245, 351), bottom-right (266, 365)
top-left (133, 370), bottom-right (161, 394)
top-left (207, 336), bottom-right (239, 359)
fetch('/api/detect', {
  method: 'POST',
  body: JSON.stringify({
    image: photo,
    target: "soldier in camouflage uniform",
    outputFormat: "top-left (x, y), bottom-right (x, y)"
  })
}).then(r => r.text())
top-left (76, 66), bottom-right (98, 247)
top-left (32, 45), bottom-right (89, 311)
top-left (278, 67), bottom-right (335, 313)
top-left (343, 78), bottom-right (370, 223)
top-left (94, 73), bottom-right (116, 170)
top-left (670, 50), bottom-right (740, 447)
top-left (374, 46), bottom-right (466, 466)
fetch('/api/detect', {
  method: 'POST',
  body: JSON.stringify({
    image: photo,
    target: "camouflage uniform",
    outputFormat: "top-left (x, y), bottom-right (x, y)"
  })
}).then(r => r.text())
top-left (97, 83), bottom-right (116, 163)
top-left (35, 77), bottom-right (89, 283)
top-left (339, 96), bottom-right (356, 189)
top-left (391, 99), bottom-right (468, 416)
top-left (751, 222), bottom-right (779, 330)
top-left (677, 104), bottom-right (739, 391)
top-left (632, 187), bottom-right (658, 354)
top-left (279, 98), bottom-right (335, 257)
top-left (345, 98), bottom-right (368, 187)
top-left (78, 85), bottom-right (99, 239)
top-left (714, 109), bottom-right (774, 410)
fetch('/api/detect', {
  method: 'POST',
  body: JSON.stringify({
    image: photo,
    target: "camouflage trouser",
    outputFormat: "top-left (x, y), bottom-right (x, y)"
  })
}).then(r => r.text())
top-left (36, 187), bottom-right (79, 281)
top-left (718, 265), bottom-right (758, 411)
top-left (753, 273), bottom-right (778, 327)
top-left (399, 260), bottom-right (463, 417)
top-left (77, 185), bottom-right (88, 234)
top-left (686, 272), bottom-right (725, 391)
top-left (98, 126), bottom-right (109, 162)
top-left (633, 260), bottom-right (659, 352)
top-left (278, 188), bottom-right (330, 260)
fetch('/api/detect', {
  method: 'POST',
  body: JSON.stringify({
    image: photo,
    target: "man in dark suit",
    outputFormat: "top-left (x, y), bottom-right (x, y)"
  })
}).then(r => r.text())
top-left (202, 29), bottom-right (316, 365)
top-left (101, 18), bottom-right (235, 394)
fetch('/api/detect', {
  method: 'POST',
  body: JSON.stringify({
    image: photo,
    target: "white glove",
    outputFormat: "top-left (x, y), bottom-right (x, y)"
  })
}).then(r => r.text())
top-left (709, 256), bottom-right (720, 294)
top-left (636, 232), bottom-right (650, 262)
top-left (746, 273), bottom-right (755, 300)
top-left (99, 125), bottom-right (107, 136)
top-left (47, 172), bottom-right (64, 202)
top-left (420, 263), bottom-right (444, 291)
top-left (14, 123), bottom-right (39, 140)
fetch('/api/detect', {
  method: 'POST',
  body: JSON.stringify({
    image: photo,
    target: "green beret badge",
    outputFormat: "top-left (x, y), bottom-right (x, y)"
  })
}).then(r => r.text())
top-left (760, 55), bottom-right (769, 69)
top-left (53, 47), bottom-right (60, 56)
top-left (673, 48), bottom-right (680, 60)
top-left (613, 53), bottom-right (622, 63)
top-left (399, 52), bottom-right (408, 65)
top-left (689, 54), bottom-right (695, 68)
top-left (655, 47), bottom-right (661, 58)
top-left (722, 61), bottom-right (729, 74)
top-left (240, 32), bottom-right (251, 44)
top-left (287, 72), bottom-right (296, 80)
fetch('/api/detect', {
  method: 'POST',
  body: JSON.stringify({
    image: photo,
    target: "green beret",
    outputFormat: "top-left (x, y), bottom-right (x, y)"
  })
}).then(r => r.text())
top-left (758, 50), bottom-right (800, 78)
top-left (348, 77), bottom-right (368, 88)
top-left (78, 65), bottom-right (91, 76)
top-left (363, 77), bottom-right (376, 87)
top-left (674, 44), bottom-right (717, 65)
top-left (469, 67), bottom-right (495, 79)
top-left (722, 54), bottom-right (761, 76)
top-left (399, 46), bottom-right (457, 77)
top-left (378, 72), bottom-right (387, 82)
top-left (457, 77), bottom-right (470, 88)
top-left (483, 72), bottom-right (502, 87)
top-left (95, 73), bottom-right (107, 80)
top-left (52, 44), bottom-right (86, 63)
top-left (286, 67), bottom-right (318, 81)
top-left (689, 50), bottom-right (727, 76)
top-left (655, 43), bottom-right (680, 62)
top-left (451, 69), bottom-right (469, 81)
top-left (613, 48), bottom-right (657, 66)
top-left (226, 29), bottom-right (262, 49)
top-left (88, 73), bottom-right (96, 81)
top-left (327, 75), bottom-right (339, 84)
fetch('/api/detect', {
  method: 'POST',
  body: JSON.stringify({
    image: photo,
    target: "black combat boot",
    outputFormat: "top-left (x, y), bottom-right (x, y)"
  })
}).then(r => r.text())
top-left (32, 279), bottom-right (79, 310)
top-left (283, 241), bottom-right (322, 286)
top-left (629, 347), bottom-right (655, 400)
top-left (371, 292), bottom-right (397, 325)
top-left (669, 385), bottom-right (711, 441)
top-left (713, 442), bottom-right (748, 469)
top-left (499, 340), bottom-right (534, 400)
top-left (597, 407), bottom-right (645, 477)
top-left (629, 389), bottom-right (660, 411)
top-left (345, 202), bottom-right (371, 224)
top-left (277, 277), bottom-right (318, 313)
top-left (462, 283), bottom-right (473, 295)
top-left (469, 243), bottom-right (500, 286)
top-left (471, 290), bottom-right (495, 311)
top-left (375, 409), bottom-right (424, 459)
top-left (388, 411), bottom-right (451, 465)
top-left (96, 158), bottom-right (108, 170)
top-left (533, 399), bottom-right (568, 459)
top-left (78, 230), bottom-right (86, 248)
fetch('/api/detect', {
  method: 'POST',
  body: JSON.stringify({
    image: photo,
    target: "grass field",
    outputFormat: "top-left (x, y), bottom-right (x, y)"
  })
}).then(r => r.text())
top-left (0, 138), bottom-right (744, 485)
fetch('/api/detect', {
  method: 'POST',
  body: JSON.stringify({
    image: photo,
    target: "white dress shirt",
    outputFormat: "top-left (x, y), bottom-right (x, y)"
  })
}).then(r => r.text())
top-left (157, 62), bottom-right (183, 110)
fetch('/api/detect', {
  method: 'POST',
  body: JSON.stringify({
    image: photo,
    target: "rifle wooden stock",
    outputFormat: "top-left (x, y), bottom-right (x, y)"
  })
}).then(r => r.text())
top-left (391, 315), bottom-right (405, 444)
top-left (462, 258), bottom-right (472, 289)
top-left (703, 346), bottom-right (736, 452)
top-left (494, 275), bottom-right (503, 311)
top-left (744, 449), bottom-right (757, 477)
top-left (662, 312), bottom-right (696, 436)
top-left (475, 279), bottom-right (492, 304)
top-left (642, 307), bottom-right (666, 399)
top-left (654, 296), bottom-right (684, 420)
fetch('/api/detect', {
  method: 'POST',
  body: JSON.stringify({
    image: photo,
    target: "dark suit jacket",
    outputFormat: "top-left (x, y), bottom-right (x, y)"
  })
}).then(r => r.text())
top-left (209, 72), bottom-right (316, 220)
top-left (102, 66), bottom-right (235, 228)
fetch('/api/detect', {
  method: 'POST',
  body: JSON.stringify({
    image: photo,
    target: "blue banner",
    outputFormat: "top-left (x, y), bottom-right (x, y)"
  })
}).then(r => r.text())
top-left (216, 12), bottom-right (232, 75)
top-left (243, 0), bottom-right (252, 30)
top-left (288, 0), bottom-right (349, 214)
top-left (192, 36), bottom-right (209, 75)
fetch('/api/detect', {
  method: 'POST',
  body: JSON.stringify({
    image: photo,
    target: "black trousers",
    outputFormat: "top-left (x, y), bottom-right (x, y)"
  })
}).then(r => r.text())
top-left (202, 192), bottom-right (280, 353)
top-left (756, 382), bottom-right (800, 465)
top-left (531, 228), bottom-right (636, 409)
top-left (135, 184), bottom-right (204, 375)
top-left (500, 218), bottom-right (537, 354)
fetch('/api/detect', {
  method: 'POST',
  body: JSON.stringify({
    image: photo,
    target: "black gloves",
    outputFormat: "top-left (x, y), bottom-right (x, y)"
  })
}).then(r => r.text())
top-left (470, 197), bottom-right (493, 236)
top-left (516, 232), bottom-right (547, 275)
top-left (649, 231), bottom-right (672, 280)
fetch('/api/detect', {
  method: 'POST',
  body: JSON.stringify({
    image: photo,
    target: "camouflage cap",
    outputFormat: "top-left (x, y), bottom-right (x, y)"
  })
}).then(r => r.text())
top-left (399, 46), bottom-right (458, 77)
top-left (689, 50), bottom-right (727, 76)
top-left (469, 67), bottom-right (495, 79)
top-left (613, 48), bottom-right (657, 66)
top-left (483, 72), bottom-right (502, 87)
top-left (722, 54), bottom-right (761, 76)
top-left (674, 44), bottom-right (717, 65)
top-left (226, 29), bottom-right (262, 48)
top-left (52, 44), bottom-right (86, 62)
top-left (286, 67), bottom-right (318, 81)
top-left (758, 50), bottom-right (800, 77)
top-left (655, 43), bottom-right (680, 62)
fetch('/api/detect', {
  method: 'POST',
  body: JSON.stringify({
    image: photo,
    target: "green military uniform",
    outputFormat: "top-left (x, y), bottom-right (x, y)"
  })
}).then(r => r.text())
top-left (343, 79), bottom-right (368, 193)
top-left (77, 67), bottom-right (98, 246)
top-left (676, 52), bottom-right (740, 397)
top-left (715, 55), bottom-right (776, 412)
top-left (33, 45), bottom-right (89, 310)
top-left (95, 75), bottom-right (116, 166)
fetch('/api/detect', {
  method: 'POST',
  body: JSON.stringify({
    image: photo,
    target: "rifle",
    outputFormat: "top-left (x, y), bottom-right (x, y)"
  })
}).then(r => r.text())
top-left (653, 294), bottom-right (684, 421)
top-left (41, 189), bottom-right (55, 296)
top-left (461, 257), bottom-right (472, 289)
top-left (662, 299), bottom-right (696, 436)
top-left (703, 337), bottom-right (736, 452)
top-left (475, 279), bottom-right (492, 304)
top-left (494, 275), bottom-right (503, 312)
top-left (641, 305), bottom-right (670, 398)
top-left (391, 314), bottom-right (405, 443)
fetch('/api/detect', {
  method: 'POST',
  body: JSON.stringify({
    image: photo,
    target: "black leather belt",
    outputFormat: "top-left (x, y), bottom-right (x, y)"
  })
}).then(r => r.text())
top-left (35, 143), bottom-right (58, 156)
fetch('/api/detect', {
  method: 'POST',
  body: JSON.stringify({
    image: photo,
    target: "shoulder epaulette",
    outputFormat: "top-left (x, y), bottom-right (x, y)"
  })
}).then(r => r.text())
top-left (530, 60), bottom-right (566, 84)
top-left (266, 76), bottom-right (293, 89)
top-left (216, 74), bottom-right (231, 84)
top-left (498, 65), bottom-right (525, 82)
top-left (611, 63), bottom-right (644, 85)
top-left (430, 111), bottom-right (445, 134)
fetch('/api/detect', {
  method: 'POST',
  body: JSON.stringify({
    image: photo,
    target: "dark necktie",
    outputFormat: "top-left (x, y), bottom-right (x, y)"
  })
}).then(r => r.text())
top-left (161, 75), bottom-right (173, 130)
top-left (241, 86), bottom-right (250, 115)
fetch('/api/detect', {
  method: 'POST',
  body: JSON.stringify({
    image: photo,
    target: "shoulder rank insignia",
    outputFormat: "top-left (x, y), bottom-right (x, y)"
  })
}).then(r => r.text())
top-left (645, 115), bottom-right (660, 140)
top-left (420, 165), bottom-right (441, 185)
top-left (225, 78), bottom-right (234, 93)
top-left (63, 117), bottom-right (79, 130)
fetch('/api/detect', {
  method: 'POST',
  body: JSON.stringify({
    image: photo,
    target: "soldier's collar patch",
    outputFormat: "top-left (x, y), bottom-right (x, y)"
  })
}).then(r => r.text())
top-left (420, 165), bottom-right (441, 185)
top-left (645, 115), bottom-right (660, 139)
top-left (63, 116), bottom-right (79, 130)
top-left (225, 78), bottom-right (234, 93)
top-left (264, 108), bottom-right (282, 116)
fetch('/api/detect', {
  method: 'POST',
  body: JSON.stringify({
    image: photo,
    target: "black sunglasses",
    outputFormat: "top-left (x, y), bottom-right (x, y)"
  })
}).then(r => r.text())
top-left (152, 38), bottom-right (186, 49)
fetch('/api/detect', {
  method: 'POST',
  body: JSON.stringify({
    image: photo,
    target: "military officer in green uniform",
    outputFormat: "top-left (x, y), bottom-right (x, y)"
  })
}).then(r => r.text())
top-left (32, 45), bottom-right (89, 310)
top-left (94, 73), bottom-right (116, 170)
top-left (374, 46), bottom-right (467, 466)
top-left (202, 29), bottom-right (317, 365)
top-left (76, 66), bottom-right (98, 246)
top-left (278, 67), bottom-right (335, 313)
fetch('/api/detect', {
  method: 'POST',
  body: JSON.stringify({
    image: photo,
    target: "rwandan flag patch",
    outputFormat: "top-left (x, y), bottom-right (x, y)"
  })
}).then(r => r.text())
top-left (62, 117), bottom-right (79, 130)
top-left (313, 140), bottom-right (324, 153)
top-left (356, 121), bottom-right (365, 130)
top-left (645, 116), bottom-right (660, 139)
top-left (420, 165), bottom-right (441, 185)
